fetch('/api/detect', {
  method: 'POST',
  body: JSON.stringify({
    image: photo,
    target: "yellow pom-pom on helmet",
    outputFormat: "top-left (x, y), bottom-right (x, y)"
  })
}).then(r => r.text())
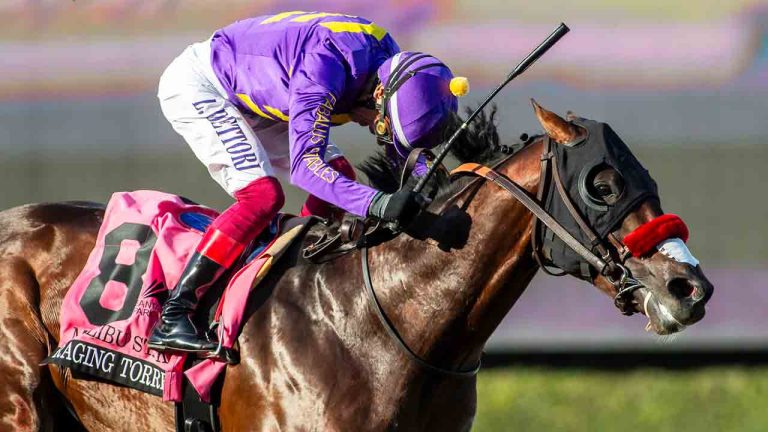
top-left (449, 77), bottom-right (470, 97)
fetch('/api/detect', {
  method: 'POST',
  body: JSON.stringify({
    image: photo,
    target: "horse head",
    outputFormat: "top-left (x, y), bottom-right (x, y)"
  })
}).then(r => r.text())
top-left (530, 100), bottom-right (713, 335)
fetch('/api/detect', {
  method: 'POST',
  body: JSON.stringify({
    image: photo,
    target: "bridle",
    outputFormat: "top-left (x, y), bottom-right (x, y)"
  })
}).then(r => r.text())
top-left (452, 135), bottom-right (645, 316)
top-left (359, 134), bottom-right (648, 377)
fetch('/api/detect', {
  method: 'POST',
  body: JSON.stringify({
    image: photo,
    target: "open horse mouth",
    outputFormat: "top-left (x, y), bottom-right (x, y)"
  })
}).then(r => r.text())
top-left (640, 288), bottom-right (687, 335)
top-left (635, 284), bottom-right (708, 335)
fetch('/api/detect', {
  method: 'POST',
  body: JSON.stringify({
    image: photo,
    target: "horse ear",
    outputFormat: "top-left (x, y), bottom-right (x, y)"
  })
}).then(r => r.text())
top-left (531, 99), bottom-right (586, 145)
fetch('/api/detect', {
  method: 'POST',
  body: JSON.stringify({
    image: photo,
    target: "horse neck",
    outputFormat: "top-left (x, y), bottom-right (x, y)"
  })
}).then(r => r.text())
top-left (373, 138), bottom-right (545, 371)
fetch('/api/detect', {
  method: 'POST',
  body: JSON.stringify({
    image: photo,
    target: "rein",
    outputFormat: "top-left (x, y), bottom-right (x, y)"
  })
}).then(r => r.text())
top-left (357, 136), bottom-right (645, 377)
top-left (355, 24), bottom-right (573, 376)
top-left (360, 244), bottom-right (481, 377)
top-left (452, 136), bottom-right (644, 315)
top-left (358, 147), bottom-right (481, 377)
top-left (357, 133), bottom-right (650, 376)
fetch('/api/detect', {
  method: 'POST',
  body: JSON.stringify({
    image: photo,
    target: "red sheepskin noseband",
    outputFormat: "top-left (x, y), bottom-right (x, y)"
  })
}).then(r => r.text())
top-left (623, 214), bottom-right (689, 257)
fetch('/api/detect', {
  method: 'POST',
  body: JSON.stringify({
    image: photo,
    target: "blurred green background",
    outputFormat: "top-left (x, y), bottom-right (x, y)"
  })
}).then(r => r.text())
top-left (475, 367), bottom-right (768, 432)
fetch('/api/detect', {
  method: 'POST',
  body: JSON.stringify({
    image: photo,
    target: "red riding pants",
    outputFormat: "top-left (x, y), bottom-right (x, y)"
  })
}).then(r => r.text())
top-left (197, 176), bottom-right (285, 267)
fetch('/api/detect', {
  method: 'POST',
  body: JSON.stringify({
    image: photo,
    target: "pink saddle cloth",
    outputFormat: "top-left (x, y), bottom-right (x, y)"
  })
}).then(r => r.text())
top-left (46, 190), bottom-right (304, 402)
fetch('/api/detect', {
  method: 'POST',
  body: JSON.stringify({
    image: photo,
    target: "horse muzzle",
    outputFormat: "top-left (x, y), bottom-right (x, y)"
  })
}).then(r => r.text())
top-left (634, 265), bottom-right (714, 335)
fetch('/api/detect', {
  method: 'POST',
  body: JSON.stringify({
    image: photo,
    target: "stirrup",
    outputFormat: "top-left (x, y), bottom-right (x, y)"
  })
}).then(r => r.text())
top-left (146, 338), bottom-right (218, 355)
top-left (199, 322), bottom-right (240, 365)
top-left (147, 321), bottom-right (219, 355)
top-left (200, 345), bottom-right (240, 365)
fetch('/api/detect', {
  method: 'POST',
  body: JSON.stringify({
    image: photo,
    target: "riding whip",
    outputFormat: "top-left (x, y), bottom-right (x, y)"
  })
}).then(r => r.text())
top-left (413, 23), bottom-right (570, 194)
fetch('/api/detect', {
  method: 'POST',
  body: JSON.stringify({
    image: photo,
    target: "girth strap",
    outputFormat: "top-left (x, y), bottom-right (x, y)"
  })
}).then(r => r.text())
top-left (450, 163), bottom-right (609, 274)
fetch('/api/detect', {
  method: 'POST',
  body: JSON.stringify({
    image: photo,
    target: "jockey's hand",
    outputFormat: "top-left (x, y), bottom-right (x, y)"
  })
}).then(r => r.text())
top-left (367, 189), bottom-right (430, 228)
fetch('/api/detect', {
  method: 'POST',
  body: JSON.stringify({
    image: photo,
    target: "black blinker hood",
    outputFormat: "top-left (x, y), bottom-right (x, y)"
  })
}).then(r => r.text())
top-left (541, 118), bottom-right (659, 276)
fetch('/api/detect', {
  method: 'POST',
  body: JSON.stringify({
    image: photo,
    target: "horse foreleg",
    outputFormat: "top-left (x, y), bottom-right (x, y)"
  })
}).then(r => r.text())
top-left (0, 258), bottom-right (57, 431)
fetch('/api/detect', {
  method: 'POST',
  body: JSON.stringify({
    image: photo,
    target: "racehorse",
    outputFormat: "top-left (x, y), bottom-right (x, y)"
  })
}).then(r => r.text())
top-left (0, 101), bottom-right (713, 431)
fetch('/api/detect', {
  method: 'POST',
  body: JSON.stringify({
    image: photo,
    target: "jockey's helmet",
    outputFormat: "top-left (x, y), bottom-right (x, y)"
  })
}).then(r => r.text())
top-left (375, 51), bottom-right (468, 158)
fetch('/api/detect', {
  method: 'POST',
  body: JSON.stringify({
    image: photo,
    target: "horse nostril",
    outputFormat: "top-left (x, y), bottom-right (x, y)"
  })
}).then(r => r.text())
top-left (667, 278), bottom-right (697, 301)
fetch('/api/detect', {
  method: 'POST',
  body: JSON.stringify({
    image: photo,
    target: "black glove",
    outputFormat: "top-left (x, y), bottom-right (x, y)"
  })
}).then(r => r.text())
top-left (367, 189), bottom-right (429, 227)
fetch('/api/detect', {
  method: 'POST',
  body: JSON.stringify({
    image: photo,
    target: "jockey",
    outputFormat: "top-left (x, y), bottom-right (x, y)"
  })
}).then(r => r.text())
top-left (148, 12), bottom-right (469, 354)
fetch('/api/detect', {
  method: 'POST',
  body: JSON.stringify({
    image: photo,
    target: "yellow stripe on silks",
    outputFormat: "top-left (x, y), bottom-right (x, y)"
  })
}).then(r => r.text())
top-left (319, 22), bottom-right (388, 41)
top-left (291, 12), bottom-right (352, 22)
top-left (264, 106), bottom-right (289, 121)
top-left (236, 94), bottom-right (275, 120)
top-left (330, 114), bottom-right (352, 125)
top-left (260, 11), bottom-right (306, 24)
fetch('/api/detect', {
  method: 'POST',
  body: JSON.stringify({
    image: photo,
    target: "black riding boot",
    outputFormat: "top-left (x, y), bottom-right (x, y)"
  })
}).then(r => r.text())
top-left (147, 252), bottom-right (225, 353)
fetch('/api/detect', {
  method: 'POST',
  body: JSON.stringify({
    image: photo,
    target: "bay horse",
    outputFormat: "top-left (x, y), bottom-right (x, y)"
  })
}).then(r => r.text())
top-left (0, 101), bottom-right (713, 431)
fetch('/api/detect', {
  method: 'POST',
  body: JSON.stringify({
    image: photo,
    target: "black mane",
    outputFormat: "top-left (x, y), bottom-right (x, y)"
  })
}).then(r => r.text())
top-left (358, 106), bottom-right (525, 194)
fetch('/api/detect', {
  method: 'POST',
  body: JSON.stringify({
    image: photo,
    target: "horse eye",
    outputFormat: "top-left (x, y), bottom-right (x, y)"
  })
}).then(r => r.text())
top-left (579, 163), bottom-right (625, 210)
top-left (595, 171), bottom-right (625, 205)
top-left (595, 183), bottom-right (613, 196)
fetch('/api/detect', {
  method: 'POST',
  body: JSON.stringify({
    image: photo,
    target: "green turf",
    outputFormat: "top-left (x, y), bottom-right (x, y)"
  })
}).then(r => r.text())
top-left (474, 367), bottom-right (768, 432)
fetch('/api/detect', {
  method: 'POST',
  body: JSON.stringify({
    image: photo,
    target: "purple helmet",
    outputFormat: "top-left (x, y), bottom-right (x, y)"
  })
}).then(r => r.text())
top-left (376, 51), bottom-right (469, 158)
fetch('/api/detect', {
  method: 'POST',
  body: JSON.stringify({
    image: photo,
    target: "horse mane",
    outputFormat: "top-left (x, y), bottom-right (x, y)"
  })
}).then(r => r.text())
top-left (358, 105), bottom-right (530, 195)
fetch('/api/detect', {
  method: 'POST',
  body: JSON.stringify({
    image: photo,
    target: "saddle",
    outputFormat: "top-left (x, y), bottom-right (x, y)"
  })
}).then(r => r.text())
top-left (301, 214), bottom-right (376, 262)
top-left (182, 213), bottom-right (372, 364)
